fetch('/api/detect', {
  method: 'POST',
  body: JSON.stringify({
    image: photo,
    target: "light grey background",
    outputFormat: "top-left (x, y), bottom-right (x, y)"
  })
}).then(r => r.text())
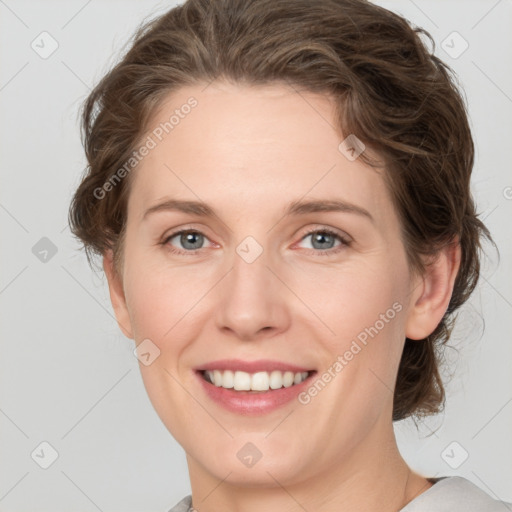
top-left (0, 0), bottom-right (511, 510)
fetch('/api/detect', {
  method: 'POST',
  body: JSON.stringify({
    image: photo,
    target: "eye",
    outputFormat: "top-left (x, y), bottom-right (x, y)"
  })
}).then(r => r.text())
top-left (296, 227), bottom-right (350, 255)
top-left (162, 229), bottom-right (213, 254)
top-left (161, 227), bottom-right (350, 256)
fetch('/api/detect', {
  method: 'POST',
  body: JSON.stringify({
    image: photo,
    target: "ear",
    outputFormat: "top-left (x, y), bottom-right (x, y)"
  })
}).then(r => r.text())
top-left (405, 240), bottom-right (461, 340)
top-left (103, 249), bottom-right (134, 339)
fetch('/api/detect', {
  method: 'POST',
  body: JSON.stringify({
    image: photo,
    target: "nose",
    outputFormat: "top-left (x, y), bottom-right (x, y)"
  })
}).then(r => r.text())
top-left (214, 243), bottom-right (291, 341)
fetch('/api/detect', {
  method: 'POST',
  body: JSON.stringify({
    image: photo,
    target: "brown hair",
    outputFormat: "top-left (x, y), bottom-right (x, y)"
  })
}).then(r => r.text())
top-left (68, 0), bottom-right (494, 421)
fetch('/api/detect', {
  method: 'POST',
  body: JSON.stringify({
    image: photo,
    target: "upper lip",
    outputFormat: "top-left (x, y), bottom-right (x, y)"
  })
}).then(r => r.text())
top-left (195, 359), bottom-right (315, 374)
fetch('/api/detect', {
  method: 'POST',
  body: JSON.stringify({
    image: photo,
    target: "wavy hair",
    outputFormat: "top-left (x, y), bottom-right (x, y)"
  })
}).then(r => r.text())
top-left (68, 0), bottom-right (494, 421)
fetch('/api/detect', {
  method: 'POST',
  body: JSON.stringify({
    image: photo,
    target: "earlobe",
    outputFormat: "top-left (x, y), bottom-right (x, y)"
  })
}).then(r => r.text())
top-left (405, 240), bottom-right (461, 340)
top-left (103, 250), bottom-right (134, 339)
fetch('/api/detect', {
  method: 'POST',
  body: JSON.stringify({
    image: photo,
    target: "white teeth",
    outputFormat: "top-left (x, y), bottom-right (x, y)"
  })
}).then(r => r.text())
top-left (203, 369), bottom-right (310, 391)
top-left (234, 371), bottom-right (251, 390)
top-left (213, 369), bottom-right (227, 387)
top-left (283, 371), bottom-right (295, 388)
top-left (269, 370), bottom-right (283, 390)
top-left (251, 371), bottom-right (269, 391)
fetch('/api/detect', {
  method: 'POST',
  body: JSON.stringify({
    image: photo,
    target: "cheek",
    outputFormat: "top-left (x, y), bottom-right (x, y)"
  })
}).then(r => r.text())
top-left (310, 256), bottom-right (409, 382)
top-left (303, 259), bottom-right (405, 337)
top-left (121, 258), bottom-right (205, 421)
top-left (122, 248), bottom-right (218, 345)
top-left (125, 271), bottom-right (189, 342)
top-left (300, 272), bottom-right (407, 433)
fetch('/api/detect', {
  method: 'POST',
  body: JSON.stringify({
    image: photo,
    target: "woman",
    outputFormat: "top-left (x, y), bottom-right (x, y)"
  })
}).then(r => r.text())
top-left (68, 0), bottom-right (510, 510)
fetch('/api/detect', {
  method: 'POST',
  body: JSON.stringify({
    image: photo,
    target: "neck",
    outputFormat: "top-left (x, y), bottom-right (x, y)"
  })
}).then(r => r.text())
top-left (186, 415), bottom-right (432, 512)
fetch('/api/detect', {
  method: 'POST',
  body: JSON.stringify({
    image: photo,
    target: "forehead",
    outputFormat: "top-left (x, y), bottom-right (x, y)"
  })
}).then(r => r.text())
top-left (128, 81), bottom-right (390, 222)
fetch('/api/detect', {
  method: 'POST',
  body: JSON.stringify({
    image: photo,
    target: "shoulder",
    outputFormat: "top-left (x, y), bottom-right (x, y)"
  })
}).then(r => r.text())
top-left (401, 476), bottom-right (512, 512)
top-left (167, 494), bottom-right (192, 512)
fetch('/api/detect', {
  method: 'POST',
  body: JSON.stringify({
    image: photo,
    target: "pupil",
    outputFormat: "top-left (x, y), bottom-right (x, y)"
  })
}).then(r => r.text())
top-left (182, 232), bottom-right (203, 250)
top-left (312, 232), bottom-right (334, 250)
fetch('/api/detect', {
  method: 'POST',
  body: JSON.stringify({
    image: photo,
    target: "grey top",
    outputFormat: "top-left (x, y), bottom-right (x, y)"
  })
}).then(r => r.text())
top-left (167, 476), bottom-right (511, 512)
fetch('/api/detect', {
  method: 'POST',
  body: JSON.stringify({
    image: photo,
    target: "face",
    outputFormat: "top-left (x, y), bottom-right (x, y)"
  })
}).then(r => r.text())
top-left (104, 81), bottom-right (455, 490)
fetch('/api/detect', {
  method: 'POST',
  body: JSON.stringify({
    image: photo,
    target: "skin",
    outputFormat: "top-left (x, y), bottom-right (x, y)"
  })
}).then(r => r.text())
top-left (103, 80), bottom-right (460, 512)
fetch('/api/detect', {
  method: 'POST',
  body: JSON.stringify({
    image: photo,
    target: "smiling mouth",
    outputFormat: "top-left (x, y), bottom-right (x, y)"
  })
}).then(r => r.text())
top-left (198, 369), bottom-right (316, 393)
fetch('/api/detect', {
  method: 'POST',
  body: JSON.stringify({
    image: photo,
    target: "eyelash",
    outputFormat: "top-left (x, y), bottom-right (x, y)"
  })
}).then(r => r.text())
top-left (300, 227), bottom-right (351, 255)
top-left (160, 227), bottom-right (351, 257)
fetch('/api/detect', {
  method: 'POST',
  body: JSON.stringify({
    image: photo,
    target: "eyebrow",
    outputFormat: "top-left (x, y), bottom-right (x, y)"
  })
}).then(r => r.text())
top-left (142, 197), bottom-right (374, 223)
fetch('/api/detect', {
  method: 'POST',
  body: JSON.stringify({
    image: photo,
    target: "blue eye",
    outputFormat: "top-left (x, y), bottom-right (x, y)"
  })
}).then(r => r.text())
top-left (163, 230), bottom-right (211, 254)
top-left (298, 228), bottom-right (350, 255)
top-left (161, 227), bottom-right (350, 256)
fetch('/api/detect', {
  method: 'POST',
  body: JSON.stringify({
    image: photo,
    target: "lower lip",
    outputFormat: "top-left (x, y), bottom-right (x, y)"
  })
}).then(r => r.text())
top-left (195, 370), bottom-right (317, 415)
